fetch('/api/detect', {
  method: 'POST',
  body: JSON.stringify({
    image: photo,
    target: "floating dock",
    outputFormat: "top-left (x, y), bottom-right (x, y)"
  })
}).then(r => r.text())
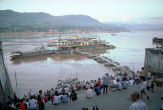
top-left (73, 51), bottom-right (134, 77)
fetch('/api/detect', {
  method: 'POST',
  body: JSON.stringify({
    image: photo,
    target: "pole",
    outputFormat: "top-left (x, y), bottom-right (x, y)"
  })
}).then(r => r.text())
top-left (15, 71), bottom-right (17, 87)
top-left (131, 63), bottom-right (135, 72)
top-left (15, 71), bottom-right (18, 95)
top-left (0, 41), bottom-right (2, 52)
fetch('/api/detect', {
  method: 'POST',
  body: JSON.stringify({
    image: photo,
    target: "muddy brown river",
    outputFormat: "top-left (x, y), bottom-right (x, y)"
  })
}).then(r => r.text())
top-left (1, 31), bottom-right (162, 98)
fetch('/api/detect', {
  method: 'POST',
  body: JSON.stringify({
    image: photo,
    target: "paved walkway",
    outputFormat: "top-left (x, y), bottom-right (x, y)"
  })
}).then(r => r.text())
top-left (45, 85), bottom-right (163, 110)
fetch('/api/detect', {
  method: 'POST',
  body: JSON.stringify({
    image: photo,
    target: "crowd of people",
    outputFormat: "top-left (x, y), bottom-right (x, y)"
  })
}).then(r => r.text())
top-left (0, 66), bottom-right (162, 110)
top-left (128, 67), bottom-right (163, 110)
top-left (3, 78), bottom-right (80, 110)
top-left (84, 73), bottom-right (135, 98)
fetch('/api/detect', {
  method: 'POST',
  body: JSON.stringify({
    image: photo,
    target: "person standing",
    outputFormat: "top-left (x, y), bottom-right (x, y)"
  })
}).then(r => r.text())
top-left (135, 71), bottom-right (140, 84)
top-left (94, 80), bottom-right (97, 87)
top-left (28, 89), bottom-right (32, 99)
top-left (117, 79), bottom-right (122, 90)
top-left (102, 73), bottom-right (110, 94)
top-left (97, 78), bottom-right (102, 88)
top-left (140, 67), bottom-right (146, 80)
top-left (147, 71), bottom-right (151, 80)
top-left (122, 76), bottom-right (128, 89)
top-left (117, 73), bottom-right (122, 82)
top-left (129, 91), bottom-right (148, 110)
top-left (37, 90), bottom-right (44, 110)
top-left (86, 82), bottom-right (90, 90)
top-left (140, 77), bottom-right (149, 100)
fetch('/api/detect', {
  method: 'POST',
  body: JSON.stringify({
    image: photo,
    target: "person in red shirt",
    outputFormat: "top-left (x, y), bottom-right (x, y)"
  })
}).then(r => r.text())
top-left (97, 78), bottom-right (102, 88)
top-left (20, 99), bottom-right (26, 110)
top-left (94, 80), bottom-right (97, 87)
top-left (44, 95), bottom-right (48, 103)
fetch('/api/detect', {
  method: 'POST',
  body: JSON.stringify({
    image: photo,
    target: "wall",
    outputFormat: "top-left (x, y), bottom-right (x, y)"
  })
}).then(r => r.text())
top-left (144, 48), bottom-right (163, 77)
top-left (0, 41), bottom-right (14, 103)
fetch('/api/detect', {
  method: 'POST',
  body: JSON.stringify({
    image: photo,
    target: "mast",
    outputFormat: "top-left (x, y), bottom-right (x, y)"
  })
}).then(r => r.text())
top-left (59, 33), bottom-right (62, 44)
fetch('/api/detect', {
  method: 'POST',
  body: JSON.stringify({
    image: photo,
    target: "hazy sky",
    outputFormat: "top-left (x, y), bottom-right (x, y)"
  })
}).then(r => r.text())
top-left (0, 0), bottom-right (163, 23)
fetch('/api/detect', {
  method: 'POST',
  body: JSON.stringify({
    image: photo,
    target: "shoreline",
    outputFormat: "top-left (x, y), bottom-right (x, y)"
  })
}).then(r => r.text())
top-left (0, 31), bottom-right (120, 37)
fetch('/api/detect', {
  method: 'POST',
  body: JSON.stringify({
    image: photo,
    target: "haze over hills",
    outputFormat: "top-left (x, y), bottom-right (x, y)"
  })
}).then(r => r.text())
top-left (105, 23), bottom-right (163, 31)
top-left (104, 16), bottom-right (163, 31)
top-left (0, 10), bottom-right (128, 33)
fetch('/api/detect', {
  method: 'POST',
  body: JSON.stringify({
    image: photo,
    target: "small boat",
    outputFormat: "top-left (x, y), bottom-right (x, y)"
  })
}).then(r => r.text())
top-left (110, 33), bottom-right (117, 36)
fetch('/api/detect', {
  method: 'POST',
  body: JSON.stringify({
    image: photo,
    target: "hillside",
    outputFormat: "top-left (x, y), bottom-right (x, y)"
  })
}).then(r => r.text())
top-left (0, 10), bottom-right (128, 33)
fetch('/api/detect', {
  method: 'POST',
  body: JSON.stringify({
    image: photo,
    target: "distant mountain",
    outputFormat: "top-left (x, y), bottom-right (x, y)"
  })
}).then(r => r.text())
top-left (104, 16), bottom-right (163, 31)
top-left (124, 23), bottom-right (163, 31)
top-left (114, 23), bottom-right (163, 31)
top-left (0, 10), bottom-right (102, 27)
top-left (144, 16), bottom-right (163, 25)
top-left (0, 10), bottom-right (128, 33)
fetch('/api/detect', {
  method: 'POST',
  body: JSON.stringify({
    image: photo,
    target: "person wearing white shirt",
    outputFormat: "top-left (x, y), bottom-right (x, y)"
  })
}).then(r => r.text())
top-left (117, 79), bottom-right (122, 90)
top-left (140, 77), bottom-right (149, 100)
top-left (26, 99), bottom-right (30, 110)
top-left (64, 86), bottom-right (69, 94)
top-left (53, 91), bottom-right (61, 105)
top-left (117, 74), bottom-right (122, 82)
top-left (85, 87), bottom-right (94, 98)
top-left (10, 102), bottom-right (16, 109)
top-left (29, 96), bottom-right (37, 110)
top-left (111, 79), bottom-right (118, 91)
top-left (129, 91), bottom-right (148, 110)
top-left (86, 82), bottom-right (90, 90)
top-left (50, 88), bottom-right (54, 96)
top-left (147, 71), bottom-right (151, 80)
top-left (28, 89), bottom-right (32, 99)
top-left (58, 88), bottom-right (62, 94)
top-left (129, 78), bottom-right (134, 86)
top-left (90, 82), bottom-right (94, 88)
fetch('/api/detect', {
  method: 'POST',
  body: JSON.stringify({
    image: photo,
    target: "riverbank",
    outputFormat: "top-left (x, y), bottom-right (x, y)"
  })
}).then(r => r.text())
top-left (0, 31), bottom-right (119, 37)
top-left (0, 32), bottom-right (63, 37)
top-left (45, 84), bottom-right (162, 110)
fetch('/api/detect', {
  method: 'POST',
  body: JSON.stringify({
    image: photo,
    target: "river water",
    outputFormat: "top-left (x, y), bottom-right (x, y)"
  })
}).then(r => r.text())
top-left (0, 31), bottom-right (163, 98)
